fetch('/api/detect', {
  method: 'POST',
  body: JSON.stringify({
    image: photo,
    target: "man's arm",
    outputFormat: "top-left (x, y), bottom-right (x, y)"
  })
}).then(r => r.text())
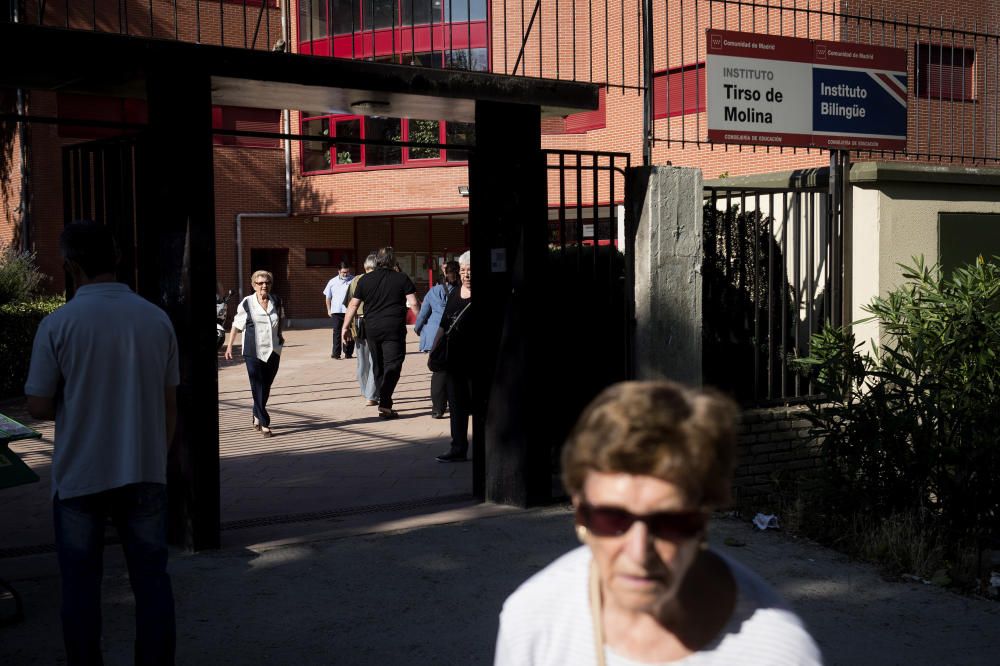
top-left (341, 297), bottom-right (362, 344)
top-left (165, 385), bottom-right (177, 449)
top-left (325, 297), bottom-right (333, 316)
top-left (406, 293), bottom-right (419, 315)
top-left (25, 395), bottom-right (55, 421)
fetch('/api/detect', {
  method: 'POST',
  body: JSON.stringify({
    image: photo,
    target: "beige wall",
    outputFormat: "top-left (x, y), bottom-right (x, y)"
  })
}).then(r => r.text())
top-left (850, 162), bottom-right (1000, 351)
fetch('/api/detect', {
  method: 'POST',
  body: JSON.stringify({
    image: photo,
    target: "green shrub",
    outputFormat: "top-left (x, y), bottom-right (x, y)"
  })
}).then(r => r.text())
top-left (0, 296), bottom-right (64, 399)
top-left (0, 247), bottom-right (48, 306)
top-left (796, 256), bottom-right (1000, 585)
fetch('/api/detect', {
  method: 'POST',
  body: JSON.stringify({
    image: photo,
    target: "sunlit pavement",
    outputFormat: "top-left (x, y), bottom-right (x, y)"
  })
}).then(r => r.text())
top-left (1, 326), bottom-right (468, 554)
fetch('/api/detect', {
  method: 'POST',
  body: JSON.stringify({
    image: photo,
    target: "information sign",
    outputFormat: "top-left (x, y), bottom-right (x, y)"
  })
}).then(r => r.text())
top-left (706, 29), bottom-right (908, 150)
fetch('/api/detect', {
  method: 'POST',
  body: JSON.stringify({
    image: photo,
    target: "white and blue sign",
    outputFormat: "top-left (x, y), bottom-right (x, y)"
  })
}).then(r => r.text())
top-left (708, 30), bottom-right (908, 150)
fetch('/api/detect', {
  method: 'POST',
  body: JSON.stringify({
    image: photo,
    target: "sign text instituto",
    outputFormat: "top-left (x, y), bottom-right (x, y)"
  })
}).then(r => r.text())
top-left (706, 29), bottom-right (908, 150)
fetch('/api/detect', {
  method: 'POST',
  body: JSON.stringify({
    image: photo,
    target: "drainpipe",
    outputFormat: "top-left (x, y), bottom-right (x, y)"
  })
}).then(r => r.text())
top-left (235, 1), bottom-right (292, 298)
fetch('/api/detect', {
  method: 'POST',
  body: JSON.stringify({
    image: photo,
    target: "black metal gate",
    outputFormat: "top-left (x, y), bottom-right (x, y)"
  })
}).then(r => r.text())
top-left (62, 135), bottom-right (146, 293)
top-left (703, 181), bottom-right (844, 405)
top-left (542, 149), bottom-right (632, 470)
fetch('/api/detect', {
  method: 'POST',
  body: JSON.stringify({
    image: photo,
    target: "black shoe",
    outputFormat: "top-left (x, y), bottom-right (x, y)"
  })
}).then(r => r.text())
top-left (430, 411), bottom-right (446, 419)
top-left (344, 355), bottom-right (353, 359)
top-left (435, 450), bottom-right (468, 463)
top-left (378, 407), bottom-right (400, 419)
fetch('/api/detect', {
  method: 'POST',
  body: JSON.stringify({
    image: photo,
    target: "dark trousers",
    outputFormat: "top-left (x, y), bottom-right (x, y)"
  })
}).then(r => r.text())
top-left (330, 313), bottom-right (354, 358)
top-left (245, 352), bottom-right (281, 427)
top-left (367, 323), bottom-right (406, 409)
top-left (54, 483), bottom-right (175, 666)
top-left (430, 370), bottom-right (448, 415)
top-left (447, 370), bottom-right (473, 455)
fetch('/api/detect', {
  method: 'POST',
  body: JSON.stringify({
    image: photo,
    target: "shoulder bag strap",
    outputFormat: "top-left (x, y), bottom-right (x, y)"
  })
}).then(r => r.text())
top-left (589, 560), bottom-right (607, 666)
top-left (445, 301), bottom-right (472, 336)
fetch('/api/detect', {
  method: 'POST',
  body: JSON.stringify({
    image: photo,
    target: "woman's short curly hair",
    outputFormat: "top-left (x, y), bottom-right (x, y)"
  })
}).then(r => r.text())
top-left (561, 380), bottom-right (740, 508)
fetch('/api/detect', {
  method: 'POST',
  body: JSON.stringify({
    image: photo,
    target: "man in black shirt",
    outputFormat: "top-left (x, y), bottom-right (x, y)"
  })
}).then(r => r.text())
top-left (342, 246), bottom-right (418, 418)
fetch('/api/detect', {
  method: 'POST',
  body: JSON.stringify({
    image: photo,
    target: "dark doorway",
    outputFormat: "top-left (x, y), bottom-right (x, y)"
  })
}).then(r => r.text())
top-left (250, 248), bottom-right (289, 304)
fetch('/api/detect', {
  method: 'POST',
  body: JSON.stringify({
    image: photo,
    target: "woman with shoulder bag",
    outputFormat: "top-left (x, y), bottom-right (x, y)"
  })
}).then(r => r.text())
top-left (224, 270), bottom-right (285, 437)
top-left (433, 251), bottom-right (472, 463)
top-left (417, 260), bottom-right (460, 418)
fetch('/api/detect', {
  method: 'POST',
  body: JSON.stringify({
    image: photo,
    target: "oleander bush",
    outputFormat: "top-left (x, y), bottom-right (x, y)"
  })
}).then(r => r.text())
top-left (796, 256), bottom-right (1000, 588)
top-left (0, 246), bottom-right (47, 306)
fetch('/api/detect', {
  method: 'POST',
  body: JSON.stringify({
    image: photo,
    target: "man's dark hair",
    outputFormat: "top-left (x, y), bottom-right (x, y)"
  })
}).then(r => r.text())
top-left (338, 261), bottom-right (351, 271)
top-left (444, 260), bottom-right (460, 275)
top-left (375, 246), bottom-right (395, 269)
top-left (59, 221), bottom-right (119, 278)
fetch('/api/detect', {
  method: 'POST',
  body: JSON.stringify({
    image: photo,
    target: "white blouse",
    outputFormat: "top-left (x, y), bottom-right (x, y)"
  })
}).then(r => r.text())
top-left (232, 295), bottom-right (282, 362)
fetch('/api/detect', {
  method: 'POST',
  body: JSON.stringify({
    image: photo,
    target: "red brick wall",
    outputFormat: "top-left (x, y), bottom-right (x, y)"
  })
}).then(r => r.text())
top-left (1, 103), bottom-right (22, 249)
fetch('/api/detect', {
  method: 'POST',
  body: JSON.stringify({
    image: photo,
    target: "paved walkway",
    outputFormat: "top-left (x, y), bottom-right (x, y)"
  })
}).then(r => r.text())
top-left (1, 326), bottom-right (469, 553)
top-left (2, 326), bottom-right (999, 665)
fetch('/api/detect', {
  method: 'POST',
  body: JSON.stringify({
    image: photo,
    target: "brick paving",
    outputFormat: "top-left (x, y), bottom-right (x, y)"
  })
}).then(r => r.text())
top-left (1, 326), bottom-right (469, 553)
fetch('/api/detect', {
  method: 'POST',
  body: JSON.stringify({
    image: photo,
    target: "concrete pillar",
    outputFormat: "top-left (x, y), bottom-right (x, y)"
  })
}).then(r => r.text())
top-left (629, 166), bottom-right (704, 385)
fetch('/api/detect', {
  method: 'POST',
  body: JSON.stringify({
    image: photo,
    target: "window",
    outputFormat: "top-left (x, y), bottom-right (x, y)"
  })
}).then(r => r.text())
top-left (542, 87), bottom-right (607, 135)
top-left (299, 0), bottom-right (328, 40)
top-left (445, 122), bottom-right (474, 162)
top-left (364, 116), bottom-right (403, 165)
top-left (333, 118), bottom-right (362, 165)
top-left (303, 117), bottom-right (332, 171)
top-left (653, 63), bottom-right (706, 118)
top-left (408, 119), bottom-right (442, 160)
top-left (300, 113), bottom-right (469, 172)
top-left (314, 0), bottom-right (490, 35)
top-left (306, 248), bottom-right (355, 267)
top-left (212, 106), bottom-right (281, 148)
top-left (917, 44), bottom-right (975, 101)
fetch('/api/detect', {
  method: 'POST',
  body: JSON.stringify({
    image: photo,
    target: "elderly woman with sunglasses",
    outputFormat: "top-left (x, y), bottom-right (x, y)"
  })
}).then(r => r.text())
top-left (494, 380), bottom-right (822, 666)
top-left (224, 270), bottom-right (284, 437)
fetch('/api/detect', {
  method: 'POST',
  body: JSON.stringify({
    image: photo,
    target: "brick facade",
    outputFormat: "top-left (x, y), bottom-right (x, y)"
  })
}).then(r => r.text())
top-left (733, 405), bottom-right (822, 510)
top-left (4, 0), bottom-right (998, 318)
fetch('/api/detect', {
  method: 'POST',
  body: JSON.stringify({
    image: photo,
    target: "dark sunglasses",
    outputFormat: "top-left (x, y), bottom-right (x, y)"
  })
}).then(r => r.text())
top-left (577, 502), bottom-right (707, 540)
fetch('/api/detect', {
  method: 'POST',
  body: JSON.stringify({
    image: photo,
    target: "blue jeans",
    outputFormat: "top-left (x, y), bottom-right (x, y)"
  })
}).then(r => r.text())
top-left (355, 339), bottom-right (378, 401)
top-left (54, 483), bottom-right (176, 666)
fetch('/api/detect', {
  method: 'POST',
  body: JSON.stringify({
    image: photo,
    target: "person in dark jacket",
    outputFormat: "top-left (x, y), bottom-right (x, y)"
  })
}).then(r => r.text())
top-left (433, 251), bottom-right (473, 462)
top-left (341, 246), bottom-right (418, 419)
top-left (415, 260), bottom-right (460, 418)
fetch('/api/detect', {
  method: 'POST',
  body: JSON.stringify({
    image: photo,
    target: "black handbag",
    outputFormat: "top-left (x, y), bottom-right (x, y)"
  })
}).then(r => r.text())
top-left (355, 315), bottom-right (367, 342)
top-left (428, 301), bottom-right (470, 372)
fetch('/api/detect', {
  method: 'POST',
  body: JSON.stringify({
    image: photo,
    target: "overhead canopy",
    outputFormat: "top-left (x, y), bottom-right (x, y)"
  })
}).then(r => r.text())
top-left (0, 22), bottom-right (599, 123)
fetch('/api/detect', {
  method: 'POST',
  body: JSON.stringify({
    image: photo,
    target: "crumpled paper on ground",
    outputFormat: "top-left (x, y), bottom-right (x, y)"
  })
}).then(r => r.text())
top-left (752, 513), bottom-right (780, 530)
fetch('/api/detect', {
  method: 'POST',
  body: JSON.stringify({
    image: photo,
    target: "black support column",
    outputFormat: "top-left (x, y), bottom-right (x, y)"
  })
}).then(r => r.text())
top-left (143, 67), bottom-right (220, 550)
top-left (470, 101), bottom-right (549, 506)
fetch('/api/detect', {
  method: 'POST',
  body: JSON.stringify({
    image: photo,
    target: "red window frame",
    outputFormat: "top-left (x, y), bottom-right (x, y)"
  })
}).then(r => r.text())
top-left (299, 113), bottom-right (468, 174)
top-left (652, 63), bottom-right (706, 119)
top-left (297, 0), bottom-right (490, 70)
top-left (916, 43), bottom-right (975, 102)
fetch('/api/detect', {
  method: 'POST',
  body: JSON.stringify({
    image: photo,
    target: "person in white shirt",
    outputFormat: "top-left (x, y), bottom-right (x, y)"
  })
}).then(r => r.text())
top-left (25, 221), bottom-right (179, 664)
top-left (323, 262), bottom-right (354, 360)
top-left (494, 381), bottom-right (823, 666)
top-left (224, 270), bottom-right (284, 437)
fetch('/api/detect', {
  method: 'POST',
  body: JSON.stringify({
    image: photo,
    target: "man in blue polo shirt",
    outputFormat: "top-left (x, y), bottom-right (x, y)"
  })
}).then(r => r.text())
top-left (323, 261), bottom-right (354, 359)
top-left (25, 221), bottom-right (179, 665)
